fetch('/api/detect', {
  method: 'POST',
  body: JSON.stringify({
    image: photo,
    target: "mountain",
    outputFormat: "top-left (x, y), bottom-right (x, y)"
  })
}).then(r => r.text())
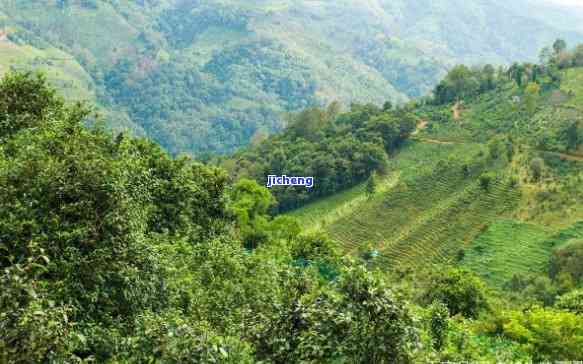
top-left (1, 0), bottom-right (583, 154)
top-left (3, 48), bottom-right (583, 362)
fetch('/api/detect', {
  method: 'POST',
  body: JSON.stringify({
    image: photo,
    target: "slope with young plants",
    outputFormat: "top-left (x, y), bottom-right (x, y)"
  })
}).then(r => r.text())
top-left (272, 43), bottom-right (583, 287)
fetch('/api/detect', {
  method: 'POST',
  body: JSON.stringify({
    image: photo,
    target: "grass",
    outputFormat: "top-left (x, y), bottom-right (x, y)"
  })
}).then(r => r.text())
top-left (462, 220), bottom-right (583, 288)
top-left (461, 219), bottom-right (556, 287)
top-left (0, 41), bottom-right (95, 101)
top-left (289, 139), bottom-right (522, 269)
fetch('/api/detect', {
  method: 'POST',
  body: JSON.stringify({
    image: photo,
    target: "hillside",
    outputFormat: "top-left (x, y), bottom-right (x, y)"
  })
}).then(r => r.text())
top-left (1, 0), bottom-right (583, 154)
top-left (3, 58), bottom-right (583, 362)
top-left (280, 60), bottom-right (583, 288)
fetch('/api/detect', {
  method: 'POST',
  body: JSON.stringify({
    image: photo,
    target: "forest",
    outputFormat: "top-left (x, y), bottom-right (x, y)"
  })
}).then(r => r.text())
top-left (2, 0), bottom-right (583, 155)
top-left (1, 39), bottom-right (583, 362)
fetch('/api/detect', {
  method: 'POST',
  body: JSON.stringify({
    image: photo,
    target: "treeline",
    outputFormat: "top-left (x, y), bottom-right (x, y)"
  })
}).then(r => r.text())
top-left (2, 72), bottom-right (583, 362)
top-left (224, 102), bottom-right (417, 212)
top-left (0, 72), bottom-right (416, 362)
top-left (432, 40), bottom-right (583, 105)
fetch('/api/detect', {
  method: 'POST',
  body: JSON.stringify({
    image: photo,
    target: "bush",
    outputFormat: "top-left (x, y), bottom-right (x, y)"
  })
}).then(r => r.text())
top-left (429, 302), bottom-right (450, 351)
top-left (530, 157), bottom-right (545, 182)
top-left (503, 307), bottom-right (583, 361)
top-left (550, 239), bottom-right (583, 284)
top-left (479, 172), bottom-right (496, 191)
top-left (555, 289), bottom-right (583, 314)
top-left (422, 268), bottom-right (489, 319)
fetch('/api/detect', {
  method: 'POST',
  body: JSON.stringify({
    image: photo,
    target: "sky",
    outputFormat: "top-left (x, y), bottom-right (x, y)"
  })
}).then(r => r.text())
top-left (543, 0), bottom-right (583, 7)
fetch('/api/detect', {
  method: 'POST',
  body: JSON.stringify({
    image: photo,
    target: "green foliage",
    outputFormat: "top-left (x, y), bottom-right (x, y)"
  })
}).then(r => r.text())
top-left (503, 307), bottom-right (583, 361)
top-left (227, 103), bottom-right (415, 211)
top-left (4, 0), bottom-right (581, 154)
top-left (462, 220), bottom-right (555, 288)
top-left (529, 157), bottom-right (545, 181)
top-left (2, 36), bottom-right (583, 364)
top-left (555, 289), bottom-right (583, 314)
top-left (550, 239), bottom-right (583, 284)
top-left (365, 171), bottom-right (378, 197)
top-left (122, 313), bottom-right (255, 364)
top-left (290, 232), bottom-right (339, 263)
top-left (479, 171), bottom-right (496, 191)
top-left (229, 178), bottom-right (274, 249)
top-left (422, 268), bottom-right (489, 319)
top-left (0, 247), bottom-right (74, 362)
top-left (428, 302), bottom-right (450, 351)
top-left (433, 65), bottom-right (498, 104)
top-left (255, 265), bottom-right (419, 363)
top-left (0, 72), bottom-right (65, 139)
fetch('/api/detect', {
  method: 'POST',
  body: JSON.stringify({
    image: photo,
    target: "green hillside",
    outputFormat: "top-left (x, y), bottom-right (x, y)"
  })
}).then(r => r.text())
top-left (3, 53), bottom-right (583, 362)
top-left (274, 61), bottom-right (583, 288)
top-left (1, 0), bottom-right (583, 154)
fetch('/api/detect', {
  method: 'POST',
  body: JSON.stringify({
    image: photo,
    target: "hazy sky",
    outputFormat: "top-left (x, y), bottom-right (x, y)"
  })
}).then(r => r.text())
top-left (543, 0), bottom-right (583, 7)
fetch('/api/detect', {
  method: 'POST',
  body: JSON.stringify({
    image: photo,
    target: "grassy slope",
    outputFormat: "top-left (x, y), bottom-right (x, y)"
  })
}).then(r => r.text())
top-left (0, 38), bottom-right (94, 101)
top-left (288, 69), bottom-right (583, 286)
top-left (461, 220), bottom-right (583, 287)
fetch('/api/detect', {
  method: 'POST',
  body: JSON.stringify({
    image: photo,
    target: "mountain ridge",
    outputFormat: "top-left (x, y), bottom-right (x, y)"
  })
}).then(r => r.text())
top-left (1, 0), bottom-right (583, 154)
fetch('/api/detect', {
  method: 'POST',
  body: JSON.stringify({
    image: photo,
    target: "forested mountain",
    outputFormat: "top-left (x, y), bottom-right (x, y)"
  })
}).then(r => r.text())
top-left (2, 41), bottom-right (583, 360)
top-left (1, 0), bottom-right (583, 154)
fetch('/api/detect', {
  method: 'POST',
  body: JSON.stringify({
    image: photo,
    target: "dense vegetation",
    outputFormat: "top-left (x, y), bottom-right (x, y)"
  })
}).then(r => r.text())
top-left (224, 103), bottom-right (416, 212)
top-left (1, 0), bottom-right (583, 154)
top-left (3, 43), bottom-right (583, 361)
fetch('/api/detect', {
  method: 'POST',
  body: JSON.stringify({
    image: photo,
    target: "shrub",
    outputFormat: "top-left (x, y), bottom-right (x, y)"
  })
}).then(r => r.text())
top-left (550, 239), bottom-right (583, 284)
top-left (555, 289), bottom-right (583, 314)
top-left (503, 307), bottom-right (583, 361)
top-left (529, 157), bottom-right (545, 182)
top-left (422, 268), bottom-right (489, 319)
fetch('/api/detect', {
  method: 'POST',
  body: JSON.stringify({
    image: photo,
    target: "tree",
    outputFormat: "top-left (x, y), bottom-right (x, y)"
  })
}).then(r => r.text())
top-left (524, 82), bottom-right (540, 114)
top-left (565, 121), bottom-right (580, 150)
top-left (539, 46), bottom-right (553, 65)
top-left (433, 65), bottom-right (480, 104)
top-left (508, 63), bottom-right (525, 87)
top-left (0, 72), bottom-right (66, 139)
top-left (503, 307), bottom-right (583, 361)
top-left (479, 172), bottom-right (495, 191)
top-left (529, 157), bottom-right (544, 182)
top-left (555, 289), bottom-right (583, 314)
top-left (366, 171), bottom-right (378, 197)
top-left (553, 39), bottom-right (567, 56)
top-left (550, 239), bottom-right (583, 284)
top-left (257, 265), bottom-right (419, 363)
top-left (429, 302), bottom-right (450, 351)
top-left (479, 64), bottom-right (496, 91)
top-left (229, 179), bottom-right (274, 249)
top-left (422, 268), bottom-right (489, 318)
top-left (573, 44), bottom-right (583, 67)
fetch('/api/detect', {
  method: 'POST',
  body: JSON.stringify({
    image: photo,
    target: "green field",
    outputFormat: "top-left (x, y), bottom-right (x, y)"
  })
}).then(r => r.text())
top-left (288, 139), bottom-right (524, 270)
top-left (462, 220), bottom-right (583, 287)
top-left (461, 219), bottom-right (556, 287)
top-left (288, 82), bottom-right (583, 275)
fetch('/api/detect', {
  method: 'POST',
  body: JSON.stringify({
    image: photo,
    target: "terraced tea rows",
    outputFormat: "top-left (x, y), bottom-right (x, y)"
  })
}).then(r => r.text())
top-left (328, 166), bottom-right (520, 268)
top-left (319, 138), bottom-right (524, 268)
top-left (462, 220), bottom-right (583, 287)
top-left (461, 220), bottom-right (556, 287)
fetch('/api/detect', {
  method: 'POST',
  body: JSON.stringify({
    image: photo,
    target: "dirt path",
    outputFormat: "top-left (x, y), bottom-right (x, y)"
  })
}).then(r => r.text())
top-left (543, 151), bottom-right (583, 162)
top-left (413, 137), bottom-right (457, 145)
top-left (452, 101), bottom-right (462, 120)
top-left (412, 119), bottom-right (428, 136)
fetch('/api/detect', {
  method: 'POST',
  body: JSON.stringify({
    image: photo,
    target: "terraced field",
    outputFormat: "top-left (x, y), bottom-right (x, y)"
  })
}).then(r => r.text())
top-left (462, 220), bottom-right (583, 287)
top-left (303, 139), bottom-right (521, 268)
top-left (290, 141), bottom-right (480, 231)
top-left (461, 220), bottom-right (556, 287)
